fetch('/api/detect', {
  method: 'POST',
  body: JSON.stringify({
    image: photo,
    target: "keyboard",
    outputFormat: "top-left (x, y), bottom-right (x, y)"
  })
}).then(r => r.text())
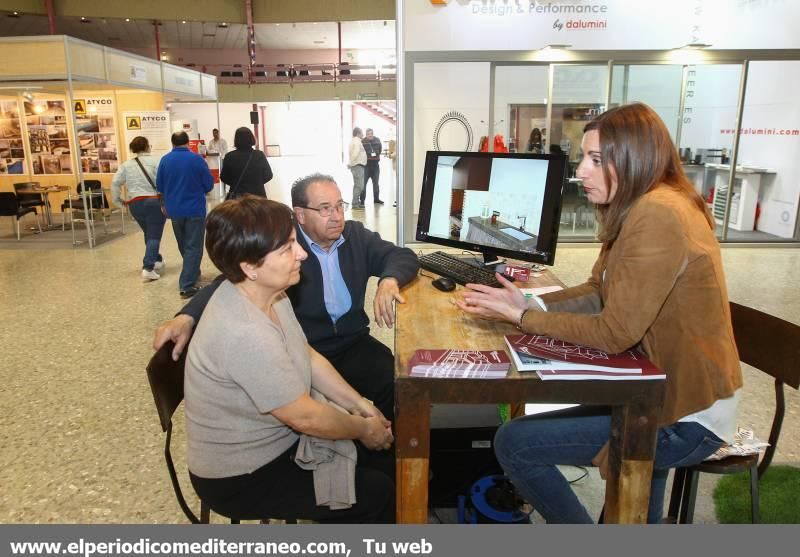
top-left (419, 251), bottom-right (502, 288)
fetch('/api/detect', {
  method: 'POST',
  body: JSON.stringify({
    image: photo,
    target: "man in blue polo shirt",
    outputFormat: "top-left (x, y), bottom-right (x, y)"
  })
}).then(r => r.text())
top-left (156, 131), bottom-right (214, 298)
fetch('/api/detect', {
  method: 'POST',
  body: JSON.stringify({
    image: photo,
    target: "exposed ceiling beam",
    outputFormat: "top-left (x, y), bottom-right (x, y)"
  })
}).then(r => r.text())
top-left (253, 0), bottom-right (394, 23)
top-left (1, 0), bottom-right (395, 24)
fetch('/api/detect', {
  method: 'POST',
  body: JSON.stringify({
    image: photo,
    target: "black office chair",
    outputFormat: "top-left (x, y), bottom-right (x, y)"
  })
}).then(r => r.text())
top-left (667, 302), bottom-right (800, 523)
top-left (0, 191), bottom-right (41, 240)
top-left (146, 340), bottom-right (298, 524)
top-left (13, 182), bottom-right (46, 213)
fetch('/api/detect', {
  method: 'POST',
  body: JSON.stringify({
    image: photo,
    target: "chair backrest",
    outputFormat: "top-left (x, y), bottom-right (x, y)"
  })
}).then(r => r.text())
top-left (729, 301), bottom-right (800, 476)
top-left (77, 180), bottom-right (109, 209)
top-left (0, 191), bottom-right (20, 214)
top-left (730, 302), bottom-right (800, 389)
top-left (146, 340), bottom-right (189, 433)
top-left (12, 183), bottom-right (43, 204)
top-left (145, 338), bottom-right (202, 523)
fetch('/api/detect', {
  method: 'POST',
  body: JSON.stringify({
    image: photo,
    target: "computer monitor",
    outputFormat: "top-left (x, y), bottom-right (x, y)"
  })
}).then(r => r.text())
top-left (416, 150), bottom-right (567, 266)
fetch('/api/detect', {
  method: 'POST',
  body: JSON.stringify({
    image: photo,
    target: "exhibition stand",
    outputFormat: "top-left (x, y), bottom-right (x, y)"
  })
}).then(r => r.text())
top-left (396, 0), bottom-right (800, 245)
top-left (0, 35), bottom-right (217, 247)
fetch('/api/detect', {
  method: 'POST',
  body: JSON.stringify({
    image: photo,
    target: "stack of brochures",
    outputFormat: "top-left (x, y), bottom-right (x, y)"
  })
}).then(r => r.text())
top-left (408, 349), bottom-right (511, 379)
top-left (504, 334), bottom-right (665, 380)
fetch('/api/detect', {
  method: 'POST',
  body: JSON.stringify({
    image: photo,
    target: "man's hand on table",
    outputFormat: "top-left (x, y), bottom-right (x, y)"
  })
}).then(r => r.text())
top-left (373, 277), bottom-right (405, 328)
top-left (153, 314), bottom-right (195, 361)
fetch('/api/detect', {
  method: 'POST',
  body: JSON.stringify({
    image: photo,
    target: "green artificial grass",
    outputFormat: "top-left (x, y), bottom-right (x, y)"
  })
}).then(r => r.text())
top-left (713, 465), bottom-right (800, 523)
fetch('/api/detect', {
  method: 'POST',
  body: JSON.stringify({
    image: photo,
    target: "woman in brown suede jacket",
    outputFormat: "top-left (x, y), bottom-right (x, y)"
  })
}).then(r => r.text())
top-left (457, 103), bottom-right (742, 523)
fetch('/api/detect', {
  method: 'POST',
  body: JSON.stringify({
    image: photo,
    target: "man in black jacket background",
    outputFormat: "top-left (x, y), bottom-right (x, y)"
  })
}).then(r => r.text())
top-left (153, 173), bottom-right (419, 422)
top-left (361, 128), bottom-right (383, 205)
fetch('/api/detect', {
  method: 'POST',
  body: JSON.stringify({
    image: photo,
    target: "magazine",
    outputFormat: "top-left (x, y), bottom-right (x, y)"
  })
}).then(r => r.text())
top-left (505, 334), bottom-right (651, 373)
top-left (408, 349), bottom-right (511, 379)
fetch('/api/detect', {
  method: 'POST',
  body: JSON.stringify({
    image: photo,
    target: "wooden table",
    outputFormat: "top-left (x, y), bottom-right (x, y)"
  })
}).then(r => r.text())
top-left (394, 269), bottom-right (665, 524)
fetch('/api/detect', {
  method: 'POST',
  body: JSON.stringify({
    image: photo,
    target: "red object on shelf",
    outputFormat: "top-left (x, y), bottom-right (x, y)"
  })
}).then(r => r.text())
top-left (493, 134), bottom-right (508, 153)
top-left (188, 139), bottom-right (205, 156)
top-left (706, 186), bottom-right (715, 204)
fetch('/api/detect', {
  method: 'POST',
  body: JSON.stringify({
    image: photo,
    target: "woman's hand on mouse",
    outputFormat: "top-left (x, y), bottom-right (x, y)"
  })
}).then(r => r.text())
top-left (455, 273), bottom-right (529, 323)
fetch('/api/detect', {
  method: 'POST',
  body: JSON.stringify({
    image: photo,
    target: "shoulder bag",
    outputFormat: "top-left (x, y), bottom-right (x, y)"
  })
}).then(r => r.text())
top-left (133, 156), bottom-right (165, 215)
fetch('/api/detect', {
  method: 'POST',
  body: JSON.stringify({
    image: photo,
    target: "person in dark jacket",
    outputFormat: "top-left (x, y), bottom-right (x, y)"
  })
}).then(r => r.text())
top-left (361, 128), bottom-right (383, 205)
top-left (153, 173), bottom-right (420, 423)
top-left (220, 127), bottom-right (273, 199)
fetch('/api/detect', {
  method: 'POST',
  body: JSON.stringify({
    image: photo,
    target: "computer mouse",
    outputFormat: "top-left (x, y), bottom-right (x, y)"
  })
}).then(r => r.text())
top-left (432, 277), bottom-right (457, 292)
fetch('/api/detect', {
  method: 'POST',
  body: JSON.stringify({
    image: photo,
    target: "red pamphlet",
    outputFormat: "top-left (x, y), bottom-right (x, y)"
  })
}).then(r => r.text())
top-left (505, 334), bottom-right (655, 373)
top-left (408, 349), bottom-right (511, 379)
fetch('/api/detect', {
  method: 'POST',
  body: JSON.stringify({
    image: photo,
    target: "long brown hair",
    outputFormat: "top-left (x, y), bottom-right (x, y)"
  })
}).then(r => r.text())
top-left (584, 103), bottom-right (712, 244)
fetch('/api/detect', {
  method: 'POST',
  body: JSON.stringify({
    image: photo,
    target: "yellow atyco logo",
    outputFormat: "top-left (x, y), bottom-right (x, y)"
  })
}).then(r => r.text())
top-left (126, 116), bottom-right (142, 130)
top-left (73, 99), bottom-right (86, 115)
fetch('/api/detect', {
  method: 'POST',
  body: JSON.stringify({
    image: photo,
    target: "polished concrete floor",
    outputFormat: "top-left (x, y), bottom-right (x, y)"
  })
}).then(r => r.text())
top-left (1, 199), bottom-right (798, 524)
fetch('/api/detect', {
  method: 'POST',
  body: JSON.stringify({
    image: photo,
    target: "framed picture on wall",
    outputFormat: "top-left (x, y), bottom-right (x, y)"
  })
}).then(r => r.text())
top-left (0, 99), bottom-right (25, 174)
top-left (75, 97), bottom-right (118, 173)
top-left (25, 99), bottom-right (71, 175)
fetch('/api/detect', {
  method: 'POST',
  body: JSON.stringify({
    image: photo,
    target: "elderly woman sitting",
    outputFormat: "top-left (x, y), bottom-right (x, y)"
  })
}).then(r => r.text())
top-left (185, 195), bottom-right (394, 523)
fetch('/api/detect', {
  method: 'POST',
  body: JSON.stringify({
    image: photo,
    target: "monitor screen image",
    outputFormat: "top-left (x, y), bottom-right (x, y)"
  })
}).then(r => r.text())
top-left (416, 151), bottom-right (567, 266)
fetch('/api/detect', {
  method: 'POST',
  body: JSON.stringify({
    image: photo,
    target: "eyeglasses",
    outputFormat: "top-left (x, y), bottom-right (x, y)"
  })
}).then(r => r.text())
top-left (302, 201), bottom-right (349, 217)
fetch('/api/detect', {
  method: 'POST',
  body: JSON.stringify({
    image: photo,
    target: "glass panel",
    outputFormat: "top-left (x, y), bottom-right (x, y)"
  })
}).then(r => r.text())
top-left (676, 64), bottom-right (742, 240)
top-left (550, 64), bottom-right (608, 240)
top-left (610, 65), bottom-right (684, 139)
top-left (735, 61), bottom-right (800, 242)
top-left (493, 65), bottom-right (549, 154)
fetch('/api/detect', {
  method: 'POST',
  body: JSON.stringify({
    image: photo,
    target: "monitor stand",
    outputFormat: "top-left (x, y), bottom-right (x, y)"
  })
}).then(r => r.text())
top-left (455, 249), bottom-right (504, 271)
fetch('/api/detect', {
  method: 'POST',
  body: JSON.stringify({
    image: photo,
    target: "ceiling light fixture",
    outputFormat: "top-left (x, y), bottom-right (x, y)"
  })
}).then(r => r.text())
top-left (681, 42), bottom-right (712, 49)
top-left (22, 91), bottom-right (34, 102)
top-left (182, 20), bottom-right (187, 24)
top-left (125, 18), bottom-right (130, 22)
top-left (541, 44), bottom-right (572, 50)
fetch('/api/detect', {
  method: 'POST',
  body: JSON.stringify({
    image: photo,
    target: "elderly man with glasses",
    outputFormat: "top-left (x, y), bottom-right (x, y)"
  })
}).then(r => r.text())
top-left (154, 174), bottom-right (419, 425)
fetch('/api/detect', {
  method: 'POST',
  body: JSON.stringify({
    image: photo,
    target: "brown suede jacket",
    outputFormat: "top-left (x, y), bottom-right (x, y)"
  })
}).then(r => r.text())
top-left (523, 185), bottom-right (742, 427)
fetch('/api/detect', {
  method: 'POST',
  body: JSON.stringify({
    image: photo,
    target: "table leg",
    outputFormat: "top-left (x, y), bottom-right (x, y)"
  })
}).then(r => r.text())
top-left (43, 193), bottom-right (53, 228)
top-left (603, 403), bottom-right (660, 524)
top-left (395, 381), bottom-right (431, 524)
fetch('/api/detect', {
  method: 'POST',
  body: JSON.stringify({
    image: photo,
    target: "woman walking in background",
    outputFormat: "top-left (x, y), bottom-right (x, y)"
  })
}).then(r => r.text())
top-left (220, 127), bottom-right (273, 199)
top-left (111, 136), bottom-right (166, 281)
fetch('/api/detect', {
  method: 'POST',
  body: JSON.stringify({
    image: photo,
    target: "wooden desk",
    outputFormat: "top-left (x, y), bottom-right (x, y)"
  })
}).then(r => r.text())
top-left (394, 271), bottom-right (665, 524)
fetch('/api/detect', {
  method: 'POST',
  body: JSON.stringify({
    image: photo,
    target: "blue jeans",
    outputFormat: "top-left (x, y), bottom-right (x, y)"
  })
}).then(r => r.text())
top-left (171, 216), bottom-right (205, 291)
top-left (128, 198), bottom-right (166, 271)
top-left (494, 407), bottom-right (724, 523)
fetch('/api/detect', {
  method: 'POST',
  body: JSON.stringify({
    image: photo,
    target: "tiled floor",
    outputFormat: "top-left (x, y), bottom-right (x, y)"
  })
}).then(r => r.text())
top-left (1, 197), bottom-right (797, 523)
